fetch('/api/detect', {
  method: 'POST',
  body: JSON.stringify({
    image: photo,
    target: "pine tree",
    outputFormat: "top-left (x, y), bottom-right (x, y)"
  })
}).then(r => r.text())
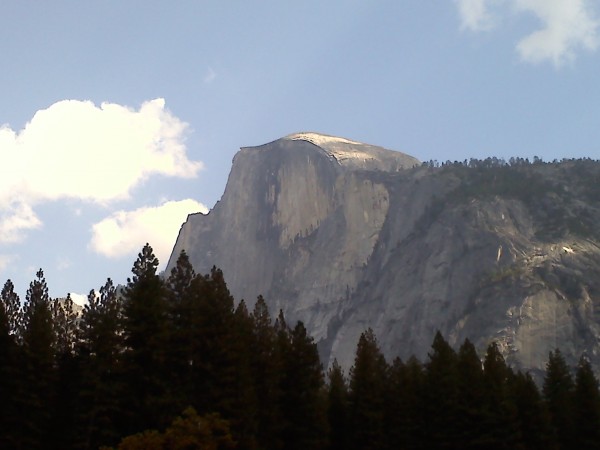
top-left (166, 250), bottom-right (196, 302)
top-left (402, 356), bottom-right (426, 450)
top-left (22, 270), bottom-right (55, 359)
top-left (543, 349), bottom-right (575, 450)
top-left (266, 308), bottom-right (292, 450)
top-left (510, 371), bottom-right (554, 450)
top-left (165, 250), bottom-right (197, 416)
top-left (482, 342), bottom-right (518, 449)
top-left (384, 356), bottom-right (426, 450)
top-left (21, 269), bottom-right (56, 447)
top-left (0, 279), bottom-right (22, 448)
top-left (52, 293), bottom-right (79, 356)
top-left (279, 321), bottom-right (326, 450)
top-left (250, 296), bottom-right (281, 450)
top-left (348, 328), bottom-right (388, 450)
top-left (1, 279), bottom-right (21, 338)
top-left (121, 244), bottom-right (169, 435)
top-left (49, 294), bottom-right (82, 449)
top-left (423, 331), bottom-right (460, 449)
top-left (327, 359), bottom-right (349, 450)
top-left (168, 263), bottom-right (250, 446)
top-left (190, 270), bottom-right (256, 449)
top-left (455, 339), bottom-right (487, 449)
top-left (202, 267), bottom-right (240, 417)
top-left (80, 279), bottom-right (123, 365)
top-left (181, 267), bottom-right (238, 416)
top-left (230, 300), bottom-right (259, 450)
top-left (573, 356), bottom-right (600, 450)
top-left (78, 279), bottom-right (124, 449)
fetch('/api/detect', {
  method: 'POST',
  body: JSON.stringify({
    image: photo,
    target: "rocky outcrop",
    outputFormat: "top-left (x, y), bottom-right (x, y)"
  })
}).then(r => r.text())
top-left (167, 133), bottom-right (600, 374)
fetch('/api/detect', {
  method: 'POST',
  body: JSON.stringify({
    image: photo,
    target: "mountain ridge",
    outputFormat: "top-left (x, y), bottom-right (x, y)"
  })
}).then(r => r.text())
top-left (168, 134), bottom-right (600, 374)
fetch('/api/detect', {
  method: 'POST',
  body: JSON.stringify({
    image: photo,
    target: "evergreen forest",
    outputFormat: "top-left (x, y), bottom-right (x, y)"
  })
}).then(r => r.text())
top-left (1, 243), bottom-right (599, 449)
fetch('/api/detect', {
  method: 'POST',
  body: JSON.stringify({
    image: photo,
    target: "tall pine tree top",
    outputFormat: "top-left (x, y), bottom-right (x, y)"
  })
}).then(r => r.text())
top-left (166, 250), bottom-right (195, 302)
top-left (128, 243), bottom-right (160, 285)
top-left (0, 280), bottom-right (20, 338)
top-left (22, 269), bottom-right (55, 359)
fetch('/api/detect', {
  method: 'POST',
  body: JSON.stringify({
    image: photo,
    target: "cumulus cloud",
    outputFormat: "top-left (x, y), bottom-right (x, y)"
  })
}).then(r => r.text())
top-left (0, 203), bottom-right (42, 244)
top-left (0, 98), bottom-right (201, 243)
top-left (456, 0), bottom-right (600, 66)
top-left (514, 0), bottom-right (599, 66)
top-left (89, 199), bottom-right (208, 268)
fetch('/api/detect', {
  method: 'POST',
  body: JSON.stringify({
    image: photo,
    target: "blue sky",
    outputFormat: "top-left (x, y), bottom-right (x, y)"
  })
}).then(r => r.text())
top-left (1, 0), bottom-right (600, 302)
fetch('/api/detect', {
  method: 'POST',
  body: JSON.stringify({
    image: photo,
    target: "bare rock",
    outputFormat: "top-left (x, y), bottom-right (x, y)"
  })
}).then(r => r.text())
top-left (167, 134), bottom-right (600, 373)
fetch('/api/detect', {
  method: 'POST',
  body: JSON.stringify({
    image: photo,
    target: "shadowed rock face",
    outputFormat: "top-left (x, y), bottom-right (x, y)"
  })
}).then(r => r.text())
top-left (168, 133), bottom-right (600, 374)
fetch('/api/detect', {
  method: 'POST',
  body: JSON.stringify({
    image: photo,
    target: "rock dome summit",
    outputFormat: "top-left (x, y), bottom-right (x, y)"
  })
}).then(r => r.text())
top-left (168, 134), bottom-right (600, 375)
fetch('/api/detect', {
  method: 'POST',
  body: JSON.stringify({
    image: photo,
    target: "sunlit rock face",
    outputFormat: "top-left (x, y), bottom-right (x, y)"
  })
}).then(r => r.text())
top-left (168, 133), bottom-right (418, 346)
top-left (168, 133), bottom-right (600, 375)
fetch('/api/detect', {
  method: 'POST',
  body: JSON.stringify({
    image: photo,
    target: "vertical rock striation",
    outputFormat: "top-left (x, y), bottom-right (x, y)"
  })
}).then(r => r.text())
top-left (168, 134), bottom-right (600, 374)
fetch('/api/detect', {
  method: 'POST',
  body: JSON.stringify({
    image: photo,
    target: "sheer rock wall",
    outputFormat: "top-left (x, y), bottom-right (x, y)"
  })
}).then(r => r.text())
top-left (168, 134), bottom-right (600, 373)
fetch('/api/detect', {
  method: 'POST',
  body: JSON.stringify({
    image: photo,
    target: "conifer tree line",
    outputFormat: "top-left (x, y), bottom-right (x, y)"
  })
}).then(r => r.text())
top-left (0, 243), bottom-right (599, 449)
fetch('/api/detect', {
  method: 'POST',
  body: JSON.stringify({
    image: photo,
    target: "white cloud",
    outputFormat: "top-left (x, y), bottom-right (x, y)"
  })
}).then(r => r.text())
top-left (0, 98), bottom-right (202, 243)
top-left (514, 0), bottom-right (599, 66)
top-left (456, 0), bottom-right (497, 31)
top-left (204, 67), bottom-right (217, 83)
top-left (89, 199), bottom-right (208, 268)
top-left (456, 0), bottom-right (599, 66)
top-left (0, 203), bottom-right (42, 244)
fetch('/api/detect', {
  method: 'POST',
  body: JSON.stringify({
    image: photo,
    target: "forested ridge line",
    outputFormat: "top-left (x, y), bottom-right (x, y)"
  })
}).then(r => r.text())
top-left (0, 243), bottom-right (598, 449)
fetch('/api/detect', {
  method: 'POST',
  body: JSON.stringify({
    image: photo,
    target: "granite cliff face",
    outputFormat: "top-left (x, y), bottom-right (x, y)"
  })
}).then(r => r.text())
top-left (168, 133), bottom-right (600, 374)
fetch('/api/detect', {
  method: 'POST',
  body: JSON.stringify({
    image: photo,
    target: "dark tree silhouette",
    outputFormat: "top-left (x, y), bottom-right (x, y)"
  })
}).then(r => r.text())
top-left (543, 349), bottom-right (575, 450)
top-left (121, 244), bottom-right (169, 435)
top-left (348, 328), bottom-right (388, 450)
